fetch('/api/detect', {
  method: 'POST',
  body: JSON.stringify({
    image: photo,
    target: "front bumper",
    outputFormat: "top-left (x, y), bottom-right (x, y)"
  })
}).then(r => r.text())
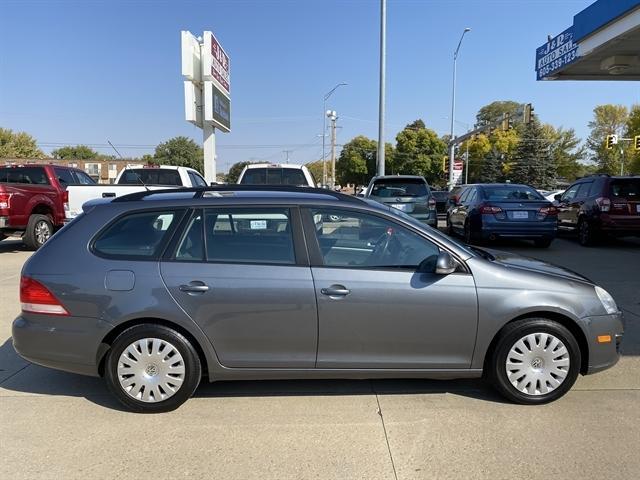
top-left (12, 314), bottom-right (113, 377)
top-left (578, 312), bottom-right (624, 374)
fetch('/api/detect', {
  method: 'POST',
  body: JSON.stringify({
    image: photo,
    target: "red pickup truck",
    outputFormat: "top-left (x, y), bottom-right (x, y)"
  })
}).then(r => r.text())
top-left (0, 164), bottom-right (95, 249)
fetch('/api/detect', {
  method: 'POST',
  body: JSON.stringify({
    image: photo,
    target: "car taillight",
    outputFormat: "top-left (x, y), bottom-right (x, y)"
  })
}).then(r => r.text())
top-left (0, 192), bottom-right (11, 210)
top-left (428, 198), bottom-right (436, 210)
top-left (595, 197), bottom-right (611, 212)
top-left (538, 206), bottom-right (558, 216)
top-left (479, 205), bottom-right (503, 214)
top-left (20, 276), bottom-right (69, 316)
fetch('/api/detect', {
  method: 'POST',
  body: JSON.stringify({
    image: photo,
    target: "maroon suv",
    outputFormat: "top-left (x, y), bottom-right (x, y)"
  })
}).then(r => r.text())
top-left (0, 164), bottom-right (95, 249)
top-left (555, 174), bottom-right (640, 246)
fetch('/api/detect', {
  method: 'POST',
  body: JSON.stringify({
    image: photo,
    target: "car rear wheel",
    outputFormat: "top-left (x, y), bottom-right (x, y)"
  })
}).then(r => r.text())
top-left (463, 220), bottom-right (476, 245)
top-left (578, 218), bottom-right (598, 247)
top-left (488, 318), bottom-right (580, 404)
top-left (23, 214), bottom-right (53, 250)
top-left (104, 324), bottom-right (202, 413)
top-left (446, 217), bottom-right (455, 236)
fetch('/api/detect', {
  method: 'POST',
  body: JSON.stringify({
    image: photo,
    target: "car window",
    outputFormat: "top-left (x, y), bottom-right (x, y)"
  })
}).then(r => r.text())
top-left (481, 186), bottom-right (544, 201)
top-left (240, 168), bottom-right (308, 186)
top-left (188, 171), bottom-right (207, 187)
top-left (281, 169), bottom-right (308, 186)
top-left (53, 167), bottom-right (75, 187)
top-left (458, 188), bottom-right (470, 204)
top-left (175, 212), bottom-right (204, 261)
top-left (561, 184), bottom-right (580, 202)
top-left (310, 209), bottom-right (440, 270)
top-left (94, 210), bottom-right (178, 258)
top-left (575, 182), bottom-right (592, 200)
top-left (204, 208), bottom-right (295, 264)
top-left (72, 170), bottom-right (96, 184)
top-left (370, 178), bottom-right (429, 198)
top-left (610, 179), bottom-right (640, 200)
top-left (464, 189), bottom-right (477, 204)
top-left (0, 167), bottom-right (50, 185)
top-left (118, 169), bottom-right (182, 186)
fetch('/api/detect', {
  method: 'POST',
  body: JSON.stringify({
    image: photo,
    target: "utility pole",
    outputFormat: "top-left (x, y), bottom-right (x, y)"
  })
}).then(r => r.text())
top-left (377, 0), bottom-right (387, 176)
top-left (329, 111), bottom-right (338, 189)
top-left (448, 28), bottom-right (471, 190)
top-left (283, 150), bottom-right (292, 164)
top-left (465, 139), bottom-right (470, 184)
top-left (322, 83), bottom-right (347, 187)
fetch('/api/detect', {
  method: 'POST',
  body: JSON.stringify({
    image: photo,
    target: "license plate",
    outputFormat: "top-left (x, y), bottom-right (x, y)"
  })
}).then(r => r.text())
top-left (636, 204), bottom-right (640, 214)
top-left (512, 211), bottom-right (528, 219)
top-left (391, 203), bottom-right (409, 211)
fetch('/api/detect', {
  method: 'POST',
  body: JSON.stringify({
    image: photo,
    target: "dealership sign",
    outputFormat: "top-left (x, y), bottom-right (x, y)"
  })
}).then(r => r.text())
top-left (535, 27), bottom-right (579, 80)
top-left (202, 31), bottom-right (230, 96)
top-left (204, 81), bottom-right (231, 132)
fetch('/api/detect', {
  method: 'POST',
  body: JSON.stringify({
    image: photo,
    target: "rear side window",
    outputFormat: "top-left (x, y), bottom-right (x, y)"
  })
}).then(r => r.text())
top-left (188, 171), bottom-right (207, 187)
top-left (94, 210), bottom-right (179, 259)
top-left (0, 167), bottom-right (50, 185)
top-left (54, 167), bottom-right (75, 187)
top-left (73, 170), bottom-right (96, 185)
top-left (575, 182), bottom-right (592, 200)
top-left (118, 169), bottom-right (182, 186)
top-left (203, 208), bottom-right (295, 264)
top-left (610, 179), bottom-right (640, 200)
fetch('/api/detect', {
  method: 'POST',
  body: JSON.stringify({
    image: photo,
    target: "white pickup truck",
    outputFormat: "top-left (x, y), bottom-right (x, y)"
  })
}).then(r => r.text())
top-left (66, 165), bottom-right (208, 220)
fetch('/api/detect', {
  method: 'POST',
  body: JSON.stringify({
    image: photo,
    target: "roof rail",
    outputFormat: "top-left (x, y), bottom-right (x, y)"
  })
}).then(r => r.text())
top-left (112, 185), bottom-right (365, 204)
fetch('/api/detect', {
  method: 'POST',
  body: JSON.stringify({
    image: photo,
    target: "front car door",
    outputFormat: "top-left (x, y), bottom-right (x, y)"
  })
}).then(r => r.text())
top-left (160, 206), bottom-right (318, 368)
top-left (303, 207), bottom-right (478, 369)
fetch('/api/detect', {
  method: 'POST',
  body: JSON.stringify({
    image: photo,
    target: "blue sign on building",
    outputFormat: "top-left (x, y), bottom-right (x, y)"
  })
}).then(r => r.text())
top-left (535, 27), bottom-right (580, 80)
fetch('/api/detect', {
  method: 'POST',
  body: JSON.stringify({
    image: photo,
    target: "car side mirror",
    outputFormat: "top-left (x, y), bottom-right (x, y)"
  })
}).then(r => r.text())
top-left (554, 194), bottom-right (562, 201)
top-left (435, 251), bottom-right (457, 275)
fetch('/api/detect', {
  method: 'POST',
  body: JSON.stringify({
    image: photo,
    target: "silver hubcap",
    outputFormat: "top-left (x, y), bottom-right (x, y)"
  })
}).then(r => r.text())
top-left (117, 338), bottom-right (186, 403)
top-left (35, 221), bottom-right (50, 245)
top-left (505, 333), bottom-right (570, 396)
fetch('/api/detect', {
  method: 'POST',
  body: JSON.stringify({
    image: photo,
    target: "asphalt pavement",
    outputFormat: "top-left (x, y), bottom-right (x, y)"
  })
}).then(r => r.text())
top-left (1, 233), bottom-right (639, 480)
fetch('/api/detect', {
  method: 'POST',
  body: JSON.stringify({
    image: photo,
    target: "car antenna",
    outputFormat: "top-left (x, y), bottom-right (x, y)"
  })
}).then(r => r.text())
top-left (107, 139), bottom-right (149, 192)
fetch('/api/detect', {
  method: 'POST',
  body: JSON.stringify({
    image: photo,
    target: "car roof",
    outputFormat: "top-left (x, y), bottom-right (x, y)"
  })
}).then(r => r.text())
top-left (244, 163), bottom-right (306, 169)
top-left (372, 175), bottom-right (426, 181)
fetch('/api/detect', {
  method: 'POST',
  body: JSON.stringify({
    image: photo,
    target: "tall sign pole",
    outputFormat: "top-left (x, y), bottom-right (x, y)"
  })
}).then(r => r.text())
top-left (182, 30), bottom-right (231, 184)
top-left (377, 0), bottom-right (386, 176)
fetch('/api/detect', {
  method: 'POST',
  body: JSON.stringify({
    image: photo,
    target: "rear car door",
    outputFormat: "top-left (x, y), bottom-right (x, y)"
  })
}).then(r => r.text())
top-left (557, 183), bottom-right (580, 229)
top-left (160, 206), bottom-right (318, 368)
top-left (303, 207), bottom-right (478, 369)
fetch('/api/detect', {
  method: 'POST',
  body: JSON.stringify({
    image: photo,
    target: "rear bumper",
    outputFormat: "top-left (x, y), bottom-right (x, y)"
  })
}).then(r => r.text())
top-left (480, 218), bottom-right (557, 239)
top-left (596, 214), bottom-right (640, 235)
top-left (12, 314), bottom-right (113, 377)
top-left (579, 312), bottom-right (624, 375)
top-left (410, 212), bottom-right (437, 226)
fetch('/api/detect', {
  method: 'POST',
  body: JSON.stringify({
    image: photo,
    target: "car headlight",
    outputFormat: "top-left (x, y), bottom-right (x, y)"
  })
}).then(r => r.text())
top-left (595, 286), bottom-right (618, 315)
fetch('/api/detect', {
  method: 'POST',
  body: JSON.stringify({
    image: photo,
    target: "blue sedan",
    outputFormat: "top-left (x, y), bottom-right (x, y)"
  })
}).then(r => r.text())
top-left (446, 184), bottom-right (558, 247)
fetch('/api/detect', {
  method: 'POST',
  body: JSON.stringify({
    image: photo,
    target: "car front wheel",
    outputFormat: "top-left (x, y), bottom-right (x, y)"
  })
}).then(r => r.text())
top-left (104, 324), bottom-right (202, 413)
top-left (488, 318), bottom-right (580, 404)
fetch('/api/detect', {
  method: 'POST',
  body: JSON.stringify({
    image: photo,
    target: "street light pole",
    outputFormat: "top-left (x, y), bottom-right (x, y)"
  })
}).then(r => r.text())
top-left (448, 27), bottom-right (471, 190)
top-left (377, 0), bottom-right (387, 176)
top-left (322, 83), bottom-right (347, 186)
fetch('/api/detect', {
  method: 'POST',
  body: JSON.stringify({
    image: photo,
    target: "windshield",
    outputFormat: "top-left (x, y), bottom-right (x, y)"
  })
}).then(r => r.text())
top-left (610, 179), bottom-right (640, 200)
top-left (481, 185), bottom-right (544, 201)
top-left (371, 178), bottom-right (429, 198)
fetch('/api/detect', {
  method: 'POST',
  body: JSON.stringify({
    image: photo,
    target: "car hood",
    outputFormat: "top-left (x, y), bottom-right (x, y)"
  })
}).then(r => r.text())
top-left (480, 248), bottom-right (594, 284)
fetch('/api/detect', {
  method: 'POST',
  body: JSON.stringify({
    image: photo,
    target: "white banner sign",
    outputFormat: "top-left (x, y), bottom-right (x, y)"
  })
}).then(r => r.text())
top-left (202, 31), bottom-right (230, 97)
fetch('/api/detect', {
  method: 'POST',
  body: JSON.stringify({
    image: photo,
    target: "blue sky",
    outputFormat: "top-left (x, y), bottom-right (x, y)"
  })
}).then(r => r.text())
top-left (1, 0), bottom-right (638, 172)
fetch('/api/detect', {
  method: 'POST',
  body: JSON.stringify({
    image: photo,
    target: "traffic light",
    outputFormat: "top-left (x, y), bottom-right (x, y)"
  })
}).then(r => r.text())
top-left (605, 134), bottom-right (618, 150)
top-left (442, 157), bottom-right (447, 173)
top-left (635, 135), bottom-right (640, 151)
top-left (523, 103), bottom-right (534, 124)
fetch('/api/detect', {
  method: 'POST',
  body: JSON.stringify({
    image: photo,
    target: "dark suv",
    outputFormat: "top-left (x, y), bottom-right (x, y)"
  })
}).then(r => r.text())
top-left (555, 175), bottom-right (640, 246)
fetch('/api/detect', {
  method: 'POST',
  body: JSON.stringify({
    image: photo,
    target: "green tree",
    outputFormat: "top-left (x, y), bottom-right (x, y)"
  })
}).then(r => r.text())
top-left (509, 117), bottom-right (555, 189)
top-left (336, 135), bottom-right (376, 187)
top-left (476, 101), bottom-right (521, 127)
top-left (51, 145), bottom-right (101, 159)
top-left (478, 149), bottom-right (504, 183)
top-left (541, 125), bottom-right (586, 181)
top-left (226, 160), bottom-right (254, 183)
top-left (625, 104), bottom-right (640, 174)
top-left (587, 104), bottom-right (629, 174)
top-left (304, 160), bottom-right (324, 184)
top-left (394, 120), bottom-right (447, 183)
top-left (0, 128), bottom-right (44, 158)
top-left (460, 133), bottom-right (491, 182)
top-left (153, 136), bottom-right (203, 172)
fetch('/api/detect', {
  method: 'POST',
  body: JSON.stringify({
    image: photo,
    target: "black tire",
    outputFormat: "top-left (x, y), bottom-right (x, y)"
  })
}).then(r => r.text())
top-left (488, 318), bottom-right (581, 405)
top-left (0, 232), bottom-right (7, 241)
top-left (577, 218), bottom-right (598, 247)
top-left (23, 214), bottom-right (53, 250)
top-left (534, 238), bottom-right (552, 248)
top-left (463, 220), bottom-right (476, 245)
top-left (104, 324), bottom-right (202, 413)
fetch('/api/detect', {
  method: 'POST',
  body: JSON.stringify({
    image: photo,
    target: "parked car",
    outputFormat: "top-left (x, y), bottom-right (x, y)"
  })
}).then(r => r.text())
top-left (447, 183), bottom-right (557, 247)
top-left (431, 190), bottom-right (449, 216)
top-left (554, 175), bottom-right (640, 246)
top-left (12, 186), bottom-right (623, 412)
top-left (65, 165), bottom-right (208, 221)
top-left (365, 175), bottom-right (437, 226)
top-left (0, 164), bottom-right (96, 249)
top-left (543, 190), bottom-right (565, 203)
top-left (237, 163), bottom-right (316, 187)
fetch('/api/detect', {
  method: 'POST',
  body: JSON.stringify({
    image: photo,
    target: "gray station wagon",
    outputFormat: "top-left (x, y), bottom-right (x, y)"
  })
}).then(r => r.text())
top-left (12, 186), bottom-right (623, 412)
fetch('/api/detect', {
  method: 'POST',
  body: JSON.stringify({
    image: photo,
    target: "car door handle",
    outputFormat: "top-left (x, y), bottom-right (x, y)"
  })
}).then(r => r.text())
top-left (179, 282), bottom-right (209, 294)
top-left (321, 285), bottom-right (351, 296)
